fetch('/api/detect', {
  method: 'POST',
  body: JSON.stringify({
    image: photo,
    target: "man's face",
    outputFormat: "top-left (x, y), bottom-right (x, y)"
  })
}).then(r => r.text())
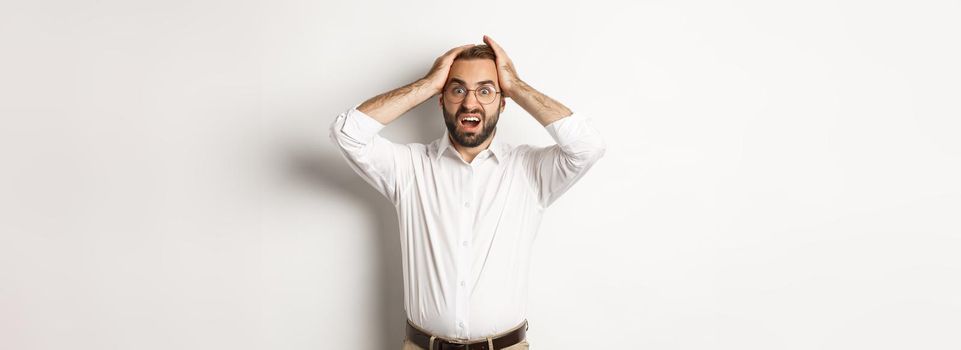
top-left (440, 59), bottom-right (505, 148)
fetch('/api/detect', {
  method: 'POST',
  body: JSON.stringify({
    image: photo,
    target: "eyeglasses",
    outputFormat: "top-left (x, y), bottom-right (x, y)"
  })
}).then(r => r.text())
top-left (443, 84), bottom-right (501, 105)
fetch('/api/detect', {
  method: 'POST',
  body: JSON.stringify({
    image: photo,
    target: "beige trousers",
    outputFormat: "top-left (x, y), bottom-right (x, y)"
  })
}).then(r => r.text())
top-left (401, 338), bottom-right (530, 350)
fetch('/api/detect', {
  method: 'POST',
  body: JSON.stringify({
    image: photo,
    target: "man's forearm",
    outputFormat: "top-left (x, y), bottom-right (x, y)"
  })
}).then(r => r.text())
top-left (509, 80), bottom-right (573, 127)
top-left (357, 78), bottom-right (437, 125)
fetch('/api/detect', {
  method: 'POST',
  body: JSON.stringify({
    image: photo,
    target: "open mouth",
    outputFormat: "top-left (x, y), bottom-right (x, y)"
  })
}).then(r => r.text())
top-left (459, 114), bottom-right (482, 129)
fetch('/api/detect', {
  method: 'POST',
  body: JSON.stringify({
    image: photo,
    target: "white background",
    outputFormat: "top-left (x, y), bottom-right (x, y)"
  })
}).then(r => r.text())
top-left (2, 0), bottom-right (960, 349)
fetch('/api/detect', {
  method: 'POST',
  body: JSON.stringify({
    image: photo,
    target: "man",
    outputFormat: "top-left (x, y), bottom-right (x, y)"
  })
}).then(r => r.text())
top-left (329, 36), bottom-right (605, 350)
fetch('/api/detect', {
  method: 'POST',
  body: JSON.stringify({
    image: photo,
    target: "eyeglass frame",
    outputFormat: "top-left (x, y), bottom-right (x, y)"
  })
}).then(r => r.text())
top-left (442, 83), bottom-right (502, 105)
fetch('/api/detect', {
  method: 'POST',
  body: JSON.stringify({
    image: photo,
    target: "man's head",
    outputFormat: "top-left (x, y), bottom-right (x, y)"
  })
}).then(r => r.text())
top-left (440, 45), bottom-right (506, 148)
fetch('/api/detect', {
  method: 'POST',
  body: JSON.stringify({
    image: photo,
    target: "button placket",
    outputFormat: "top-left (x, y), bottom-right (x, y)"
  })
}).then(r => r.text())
top-left (457, 166), bottom-right (476, 338)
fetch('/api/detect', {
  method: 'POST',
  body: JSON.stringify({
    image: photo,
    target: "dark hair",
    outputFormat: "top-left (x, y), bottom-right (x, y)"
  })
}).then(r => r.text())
top-left (454, 44), bottom-right (496, 61)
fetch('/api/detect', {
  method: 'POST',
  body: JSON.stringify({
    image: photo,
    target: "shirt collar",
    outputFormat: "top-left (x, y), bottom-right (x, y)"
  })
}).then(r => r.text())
top-left (431, 128), bottom-right (506, 163)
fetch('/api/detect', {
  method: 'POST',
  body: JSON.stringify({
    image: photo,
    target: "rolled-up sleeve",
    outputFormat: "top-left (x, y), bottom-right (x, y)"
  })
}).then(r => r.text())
top-left (329, 104), bottom-right (410, 202)
top-left (524, 113), bottom-right (606, 208)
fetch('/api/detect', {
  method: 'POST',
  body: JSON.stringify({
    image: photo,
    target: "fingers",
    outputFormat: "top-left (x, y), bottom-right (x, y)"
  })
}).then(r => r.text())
top-left (446, 44), bottom-right (475, 58)
top-left (482, 35), bottom-right (506, 58)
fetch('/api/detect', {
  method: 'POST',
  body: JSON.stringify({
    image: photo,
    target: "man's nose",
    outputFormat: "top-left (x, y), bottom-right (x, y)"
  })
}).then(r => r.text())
top-left (462, 90), bottom-right (481, 108)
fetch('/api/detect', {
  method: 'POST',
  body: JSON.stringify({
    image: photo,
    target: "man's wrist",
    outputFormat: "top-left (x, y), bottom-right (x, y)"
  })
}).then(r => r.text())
top-left (505, 78), bottom-right (527, 98)
top-left (413, 77), bottom-right (440, 98)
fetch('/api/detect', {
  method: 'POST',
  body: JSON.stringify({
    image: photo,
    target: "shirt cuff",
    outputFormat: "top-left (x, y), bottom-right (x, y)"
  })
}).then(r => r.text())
top-left (339, 104), bottom-right (387, 143)
top-left (544, 113), bottom-right (590, 146)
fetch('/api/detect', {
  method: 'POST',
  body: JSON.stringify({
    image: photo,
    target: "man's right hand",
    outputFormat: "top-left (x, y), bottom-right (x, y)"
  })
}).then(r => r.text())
top-left (423, 44), bottom-right (475, 96)
top-left (357, 43), bottom-right (475, 124)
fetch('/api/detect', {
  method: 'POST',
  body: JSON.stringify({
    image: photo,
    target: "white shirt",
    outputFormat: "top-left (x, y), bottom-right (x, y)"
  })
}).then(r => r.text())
top-left (328, 104), bottom-right (605, 341)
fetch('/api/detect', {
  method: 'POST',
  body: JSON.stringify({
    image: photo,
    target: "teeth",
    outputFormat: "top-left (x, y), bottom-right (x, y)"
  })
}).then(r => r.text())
top-left (463, 117), bottom-right (480, 122)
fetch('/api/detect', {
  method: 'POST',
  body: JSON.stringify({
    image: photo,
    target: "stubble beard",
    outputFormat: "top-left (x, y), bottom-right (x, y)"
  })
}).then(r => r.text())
top-left (443, 104), bottom-right (500, 148)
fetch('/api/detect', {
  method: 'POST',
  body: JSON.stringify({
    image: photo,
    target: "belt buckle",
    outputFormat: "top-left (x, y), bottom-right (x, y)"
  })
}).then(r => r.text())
top-left (439, 342), bottom-right (469, 350)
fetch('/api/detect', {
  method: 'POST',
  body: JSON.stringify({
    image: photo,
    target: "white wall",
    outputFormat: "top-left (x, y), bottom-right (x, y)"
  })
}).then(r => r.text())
top-left (2, 0), bottom-right (959, 349)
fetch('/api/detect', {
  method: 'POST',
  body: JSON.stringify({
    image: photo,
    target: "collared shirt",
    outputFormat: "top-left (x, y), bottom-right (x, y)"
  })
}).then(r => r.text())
top-left (328, 104), bottom-right (605, 341)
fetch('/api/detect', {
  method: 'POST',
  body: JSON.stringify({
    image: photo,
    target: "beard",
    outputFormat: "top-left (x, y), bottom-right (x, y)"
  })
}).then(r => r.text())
top-left (442, 104), bottom-right (500, 148)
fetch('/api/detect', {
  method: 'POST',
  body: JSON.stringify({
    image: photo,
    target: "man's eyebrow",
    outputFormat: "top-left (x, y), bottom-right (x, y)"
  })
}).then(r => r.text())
top-left (449, 78), bottom-right (497, 87)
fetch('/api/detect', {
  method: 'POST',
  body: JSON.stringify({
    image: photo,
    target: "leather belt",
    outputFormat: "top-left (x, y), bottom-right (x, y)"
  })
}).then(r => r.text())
top-left (405, 319), bottom-right (528, 350)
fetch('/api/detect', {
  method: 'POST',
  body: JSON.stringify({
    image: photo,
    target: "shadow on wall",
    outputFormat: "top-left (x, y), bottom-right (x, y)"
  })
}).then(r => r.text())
top-left (282, 96), bottom-right (442, 349)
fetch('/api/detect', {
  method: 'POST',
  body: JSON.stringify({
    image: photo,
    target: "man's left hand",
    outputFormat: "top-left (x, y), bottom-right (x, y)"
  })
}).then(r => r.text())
top-left (483, 35), bottom-right (522, 98)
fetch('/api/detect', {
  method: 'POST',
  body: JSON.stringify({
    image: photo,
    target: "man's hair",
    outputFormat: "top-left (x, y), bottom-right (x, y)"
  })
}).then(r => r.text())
top-left (454, 45), bottom-right (496, 61)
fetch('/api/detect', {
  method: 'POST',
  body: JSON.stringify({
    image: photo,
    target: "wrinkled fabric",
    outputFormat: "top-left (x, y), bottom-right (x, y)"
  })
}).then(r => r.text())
top-left (330, 104), bottom-right (605, 340)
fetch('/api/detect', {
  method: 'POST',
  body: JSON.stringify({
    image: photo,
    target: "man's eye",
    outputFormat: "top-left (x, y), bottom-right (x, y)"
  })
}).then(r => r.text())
top-left (479, 88), bottom-right (492, 95)
top-left (453, 87), bottom-right (466, 94)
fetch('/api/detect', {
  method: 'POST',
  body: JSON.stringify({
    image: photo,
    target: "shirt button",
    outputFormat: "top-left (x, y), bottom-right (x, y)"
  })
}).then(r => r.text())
top-left (461, 240), bottom-right (468, 247)
top-left (463, 201), bottom-right (470, 208)
top-left (458, 321), bottom-right (465, 328)
top-left (460, 280), bottom-right (466, 287)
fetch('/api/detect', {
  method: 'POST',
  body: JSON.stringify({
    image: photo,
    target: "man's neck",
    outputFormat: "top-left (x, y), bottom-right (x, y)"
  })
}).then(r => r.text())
top-left (450, 129), bottom-right (496, 164)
